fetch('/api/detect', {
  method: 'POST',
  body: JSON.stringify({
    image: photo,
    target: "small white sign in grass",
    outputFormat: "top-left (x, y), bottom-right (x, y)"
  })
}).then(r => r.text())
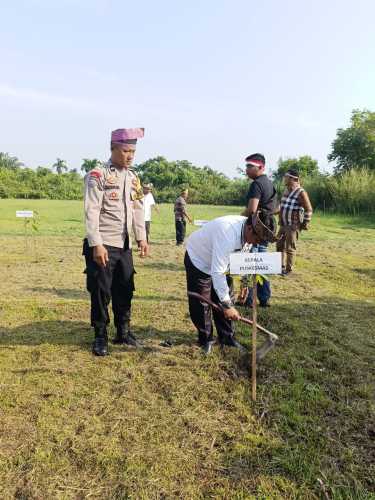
top-left (16, 210), bottom-right (34, 218)
top-left (16, 210), bottom-right (39, 259)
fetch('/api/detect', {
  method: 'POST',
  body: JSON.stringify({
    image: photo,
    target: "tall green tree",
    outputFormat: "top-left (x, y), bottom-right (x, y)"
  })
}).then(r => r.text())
top-left (36, 166), bottom-right (51, 176)
top-left (273, 155), bottom-right (320, 181)
top-left (328, 109), bottom-right (375, 173)
top-left (0, 152), bottom-right (23, 170)
top-left (81, 158), bottom-right (101, 173)
top-left (53, 158), bottom-right (68, 175)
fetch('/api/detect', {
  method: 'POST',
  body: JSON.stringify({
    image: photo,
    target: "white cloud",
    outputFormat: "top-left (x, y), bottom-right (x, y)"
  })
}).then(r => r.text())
top-left (0, 83), bottom-right (96, 110)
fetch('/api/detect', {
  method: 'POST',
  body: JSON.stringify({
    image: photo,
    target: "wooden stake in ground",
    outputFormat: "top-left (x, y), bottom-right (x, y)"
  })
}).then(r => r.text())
top-left (252, 275), bottom-right (257, 401)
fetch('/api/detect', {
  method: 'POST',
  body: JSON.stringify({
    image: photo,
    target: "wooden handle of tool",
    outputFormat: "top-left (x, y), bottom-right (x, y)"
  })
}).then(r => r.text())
top-left (238, 316), bottom-right (277, 340)
top-left (251, 275), bottom-right (257, 401)
top-left (187, 291), bottom-right (278, 340)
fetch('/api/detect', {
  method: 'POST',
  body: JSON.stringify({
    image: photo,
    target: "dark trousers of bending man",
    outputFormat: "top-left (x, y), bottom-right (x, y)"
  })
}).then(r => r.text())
top-left (184, 252), bottom-right (235, 346)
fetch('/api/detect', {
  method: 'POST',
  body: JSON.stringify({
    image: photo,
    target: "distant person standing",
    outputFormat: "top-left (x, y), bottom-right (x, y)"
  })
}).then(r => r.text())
top-left (174, 189), bottom-right (192, 245)
top-left (241, 153), bottom-right (278, 307)
top-left (143, 183), bottom-right (159, 243)
top-left (276, 169), bottom-right (313, 276)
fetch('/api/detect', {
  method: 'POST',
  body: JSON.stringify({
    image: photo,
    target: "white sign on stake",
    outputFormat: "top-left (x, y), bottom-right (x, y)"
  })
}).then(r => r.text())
top-left (16, 210), bottom-right (34, 218)
top-left (193, 220), bottom-right (209, 226)
top-left (230, 251), bottom-right (282, 403)
top-left (230, 252), bottom-right (282, 275)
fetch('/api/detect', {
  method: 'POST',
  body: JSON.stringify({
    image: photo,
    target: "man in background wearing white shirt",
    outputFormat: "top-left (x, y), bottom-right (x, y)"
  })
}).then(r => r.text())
top-left (143, 184), bottom-right (159, 243)
top-left (184, 214), bottom-right (277, 354)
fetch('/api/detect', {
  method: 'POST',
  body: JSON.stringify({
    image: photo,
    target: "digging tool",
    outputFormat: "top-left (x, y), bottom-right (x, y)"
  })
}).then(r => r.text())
top-left (187, 291), bottom-right (278, 343)
top-left (188, 289), bottom-right (278, 402)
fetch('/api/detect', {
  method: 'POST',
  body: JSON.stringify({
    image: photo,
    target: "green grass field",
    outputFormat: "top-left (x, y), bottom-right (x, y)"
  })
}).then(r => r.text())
top-left (0, 199), bottom-right (374, 499)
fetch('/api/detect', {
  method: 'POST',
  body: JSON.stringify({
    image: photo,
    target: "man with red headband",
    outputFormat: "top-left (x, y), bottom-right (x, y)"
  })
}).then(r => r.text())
top-left (240, 153), bottom-right (278, 307)
top-left (83, 128), bottom-right (148, 356)
top-left (276, 168), bottom-right (313, 276)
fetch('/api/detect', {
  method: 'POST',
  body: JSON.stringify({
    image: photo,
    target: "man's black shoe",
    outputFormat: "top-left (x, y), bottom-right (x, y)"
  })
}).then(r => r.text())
top-left (92, 328), bottom-right (108, 356)
top-left (112, 335), bottom-right (123, 345)
top-left (201, 341), bottom-right (215, 355)
top-left (113, 327), bottom-right (142, 349)
top-left (112, 328), bottom-right (125, 344)
top-left (123, 332), bottom-right (142, 348)
top-left (259, 301), bottom-right (270, 308)
top-left (221, 337), bottom-right (246, 351)
top-left (281, 270), bottom-right (292, 277)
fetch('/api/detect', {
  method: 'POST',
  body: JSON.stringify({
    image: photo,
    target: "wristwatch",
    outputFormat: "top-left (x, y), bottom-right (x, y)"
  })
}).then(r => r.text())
top-left (220, 300), bottom-right (233, 309)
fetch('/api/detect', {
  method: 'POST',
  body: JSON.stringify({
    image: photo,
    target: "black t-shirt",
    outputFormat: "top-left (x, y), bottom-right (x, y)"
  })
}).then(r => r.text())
top-left (246, 174), bottom-right (277, 213)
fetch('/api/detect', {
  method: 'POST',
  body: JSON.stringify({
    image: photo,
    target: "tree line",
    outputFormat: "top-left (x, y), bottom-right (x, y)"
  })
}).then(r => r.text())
top-left (1, 109), bottom-right (374, 213)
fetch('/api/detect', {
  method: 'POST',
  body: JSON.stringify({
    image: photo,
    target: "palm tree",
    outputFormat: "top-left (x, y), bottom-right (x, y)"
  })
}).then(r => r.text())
top-left (81, 158), bottom-right (101, 174)
top-left (0, 152), bottom-right (23, 169)
top-left (53, 158), bottom-right (68, 175)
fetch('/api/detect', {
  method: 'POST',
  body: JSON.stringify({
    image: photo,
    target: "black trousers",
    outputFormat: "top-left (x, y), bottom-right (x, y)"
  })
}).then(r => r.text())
top-left (145, 221), bottom-right (151, 243)
top-left (83, 238), bottom-right (135, 330)
top-left (175, 219), bottom-right (186, 244)
top-left (184, 252), bottom-right (235, 344)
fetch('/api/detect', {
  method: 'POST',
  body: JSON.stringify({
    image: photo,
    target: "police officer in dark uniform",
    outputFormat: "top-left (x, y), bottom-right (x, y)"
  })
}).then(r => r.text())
top-left (83, 128), bottom-right (148, 356)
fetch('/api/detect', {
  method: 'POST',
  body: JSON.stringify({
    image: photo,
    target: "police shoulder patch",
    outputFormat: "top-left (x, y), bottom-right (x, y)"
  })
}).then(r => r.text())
top-left (89, 172), bottom-right (103, 187)
top-left (87, 167), bottom-right (105, 189)
top-left (89, 169), bottom-right (103, 179)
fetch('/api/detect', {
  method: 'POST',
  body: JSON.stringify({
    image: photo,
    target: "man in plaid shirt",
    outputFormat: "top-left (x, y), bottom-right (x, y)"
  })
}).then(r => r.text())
top-left (276, 168), bottom-right (313, 276)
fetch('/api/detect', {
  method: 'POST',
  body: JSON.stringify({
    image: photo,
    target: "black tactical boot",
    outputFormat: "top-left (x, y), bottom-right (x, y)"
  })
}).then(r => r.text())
top-left (92, 326), bottom-right (108, 356)
top-left (113, 322), bottom-right (141, 348)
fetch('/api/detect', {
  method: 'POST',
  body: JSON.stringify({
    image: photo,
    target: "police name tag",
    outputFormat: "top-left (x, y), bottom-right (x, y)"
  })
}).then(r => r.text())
top-left (16, 210), bottom-right (34, 218)
top-left (230, 252), bottom-right (282, 275)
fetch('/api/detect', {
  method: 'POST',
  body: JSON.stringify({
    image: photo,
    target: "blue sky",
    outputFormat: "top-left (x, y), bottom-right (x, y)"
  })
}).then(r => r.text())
top-left (1, 0), bottom-right (374, 176)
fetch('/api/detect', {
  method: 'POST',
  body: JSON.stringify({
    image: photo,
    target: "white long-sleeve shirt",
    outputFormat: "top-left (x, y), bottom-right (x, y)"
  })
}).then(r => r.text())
top-left (143, 192), bottom-right (156, 222)
top-left (186, 215), bottom-right (247, 303)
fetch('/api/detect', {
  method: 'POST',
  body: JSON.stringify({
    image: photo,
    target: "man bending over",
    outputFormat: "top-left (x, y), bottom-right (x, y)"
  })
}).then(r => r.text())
top-left (184, 213), bottom-right (277, 354)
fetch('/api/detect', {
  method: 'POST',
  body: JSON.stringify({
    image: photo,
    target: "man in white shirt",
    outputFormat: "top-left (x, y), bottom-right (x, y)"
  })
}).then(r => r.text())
top-left (143, 184), bottom-right (159, 243)
top-left (184, 214), bottom-right (277, 354)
